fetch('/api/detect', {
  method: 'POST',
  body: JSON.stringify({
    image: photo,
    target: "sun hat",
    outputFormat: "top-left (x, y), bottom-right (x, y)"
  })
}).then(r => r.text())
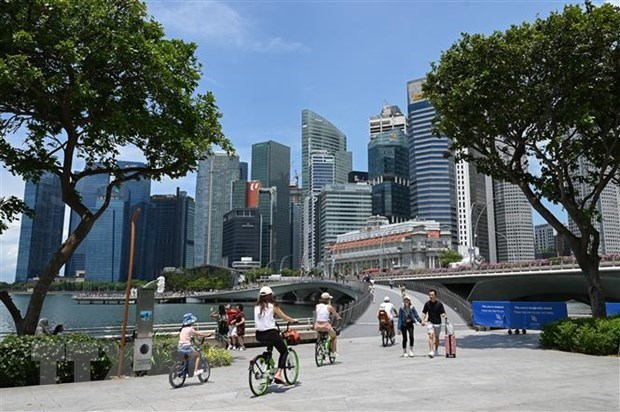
top-left (182, 313), bottom-right (197, 326)
top-left (259, 286), bottom-right (273, 296)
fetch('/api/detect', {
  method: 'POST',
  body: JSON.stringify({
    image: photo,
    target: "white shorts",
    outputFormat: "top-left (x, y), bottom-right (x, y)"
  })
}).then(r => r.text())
top-left (230, 327), bottom-right (238, 337)
top-left (426, 323), bottom-right (442, 336)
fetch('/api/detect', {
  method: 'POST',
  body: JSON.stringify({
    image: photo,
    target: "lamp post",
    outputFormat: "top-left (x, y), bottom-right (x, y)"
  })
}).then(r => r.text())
top-left (279, 254), bottom-right (292, 272)
top-left (471, 199), bottom-right (495, 268)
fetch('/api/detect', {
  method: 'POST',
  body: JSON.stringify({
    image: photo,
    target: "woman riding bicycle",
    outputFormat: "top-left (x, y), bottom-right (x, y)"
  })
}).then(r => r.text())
top-left (254, 286), bottom-right (297, 385)
top-left (314, 292), bottom-right (341, 356)
top-left (178, 313), bottom-right (212, 375)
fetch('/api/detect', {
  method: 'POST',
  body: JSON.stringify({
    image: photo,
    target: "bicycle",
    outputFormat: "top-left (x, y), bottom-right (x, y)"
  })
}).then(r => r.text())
top-left (314, 328), bottom-right (340, 367)
top-left (168, 336), bottom-right (211, 388)
top-left (248, 323), bottom-right (300, 396)
top-left (379, 319), bottom-right (395, 347)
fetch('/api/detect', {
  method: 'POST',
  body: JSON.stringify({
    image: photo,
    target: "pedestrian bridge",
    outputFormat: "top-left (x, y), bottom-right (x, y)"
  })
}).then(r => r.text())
top-left (187, 280), bottom-right (364, 304)
top-left (383, 261), bottom-right (620, 302)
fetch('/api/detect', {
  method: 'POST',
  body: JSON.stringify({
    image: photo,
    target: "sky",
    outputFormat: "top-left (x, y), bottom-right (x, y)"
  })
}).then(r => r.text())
top-left (1, 0), bottom-right (597, 283)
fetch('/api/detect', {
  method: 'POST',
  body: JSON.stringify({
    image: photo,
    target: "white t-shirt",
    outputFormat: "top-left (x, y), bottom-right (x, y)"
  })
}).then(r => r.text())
top-left (315, 303), bottom-right (331, 322)
top-left (254, 303), bottom-right (276, 331)
top-left (380, 302), bottom-right (396, 320)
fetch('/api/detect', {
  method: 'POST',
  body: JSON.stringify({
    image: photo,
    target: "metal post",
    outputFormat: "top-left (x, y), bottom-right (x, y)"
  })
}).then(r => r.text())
top-left (117, 208), bottom-right (141, 378)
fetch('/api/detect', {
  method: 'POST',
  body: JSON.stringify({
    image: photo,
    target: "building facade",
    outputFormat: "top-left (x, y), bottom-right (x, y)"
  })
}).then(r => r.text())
top-left (369, 104), bottom-right (406, 137)
top-left (493, 181), bottom-right (535, 261)
top-left (222, 208), bottom-right (262, 267)
top-left (407, 79), bottom-right (458, 247)
top-left (535, 223), bottom-right (557, 258)
top-left (15, 172), bottom-right (65, 282)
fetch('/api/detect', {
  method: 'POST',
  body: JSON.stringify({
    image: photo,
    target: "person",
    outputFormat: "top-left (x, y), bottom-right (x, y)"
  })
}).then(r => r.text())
top-left (369, 280), bottom-right (376, 302)
top-left (422, 289), bottom-right (446, 358)
top-left (210, 305), bottom-right (230, 348)
top-left (225, 303), bottom-right (239, 350)
top-left (389, 279), bottom-right (394, 289)
top-left (399, 284), bottom-right (407, 299)
top-left (379, 296), bottom-right (398, 339)
top-left (177, 313), bottom-right (212, 376)
top-left (35, 318), bottom-right (51, 336)
top-left (52, 324), bottom-right (65, 335)
top-left (254, 286), bottom-right (297, 385)
top-left (231, 303), bottom-right (246, 351)
top-left (314, 292), bottom-right (342, 356)
top-left (397, 295), bottom-right (422, 357)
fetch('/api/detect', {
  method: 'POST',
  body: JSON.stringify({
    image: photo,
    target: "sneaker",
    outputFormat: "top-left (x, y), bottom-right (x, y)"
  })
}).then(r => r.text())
top-left (332, 352), bottom-right (340, 357)
top-left (194, 369), bottom-right (204, 376)
top-left (428, 351), bottom-right (434, 358)
top-left (401, 351), bottom-right (408, 358)
top-left (227, 345), bottom-right (233, 350)
top-left (239, 347), bottom-right (246, 351)
top-left (408, 350), bottom-right (414, 357)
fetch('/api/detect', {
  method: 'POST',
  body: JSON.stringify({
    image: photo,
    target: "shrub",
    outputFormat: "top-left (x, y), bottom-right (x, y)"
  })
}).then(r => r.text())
top-left (540, 316), bottom-right (620, 356)
top-left (150, 334), bottom-right (232, 374)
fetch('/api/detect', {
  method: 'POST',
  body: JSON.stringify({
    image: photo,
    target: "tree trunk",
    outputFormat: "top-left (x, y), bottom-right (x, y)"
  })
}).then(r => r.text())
top-left (6, 215), bottom-right (97, 335)
top-left (574, 250), bottom-right (607, 318)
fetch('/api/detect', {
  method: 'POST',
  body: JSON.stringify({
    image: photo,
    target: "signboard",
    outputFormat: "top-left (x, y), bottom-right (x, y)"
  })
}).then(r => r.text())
top-left (408, 80), bottom-right (425, 103)
top-left (247, 181), bottom-right (261, 208)
top-left (606, 302), bottom-right (620, 315)
top-left (472, 301), bottom-right (568, 330)
top-left (135, 289), bottom-right (154, 338)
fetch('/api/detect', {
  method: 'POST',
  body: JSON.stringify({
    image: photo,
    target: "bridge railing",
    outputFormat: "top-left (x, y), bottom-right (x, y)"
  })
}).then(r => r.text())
top-left (334, 282), bottom-right (373, 329)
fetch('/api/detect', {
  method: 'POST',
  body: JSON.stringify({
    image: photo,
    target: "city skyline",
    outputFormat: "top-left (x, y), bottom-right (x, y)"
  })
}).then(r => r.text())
top-left (1, 1), bottom-right (581, 282)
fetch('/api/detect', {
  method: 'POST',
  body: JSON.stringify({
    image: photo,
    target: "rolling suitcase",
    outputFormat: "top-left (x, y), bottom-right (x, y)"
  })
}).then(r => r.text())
top-left (445, 319), bottom-right (456, 358)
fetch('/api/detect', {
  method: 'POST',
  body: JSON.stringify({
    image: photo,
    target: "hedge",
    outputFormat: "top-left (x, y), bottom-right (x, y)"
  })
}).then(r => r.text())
top-left (540, 315), bottom-right (620, 356)
top-left (0, 333), bottom-right (232, 388)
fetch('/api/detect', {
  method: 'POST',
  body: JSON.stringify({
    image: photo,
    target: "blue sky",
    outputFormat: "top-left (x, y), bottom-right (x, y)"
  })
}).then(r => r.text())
top-left (1, 0), bottom-right (588, 282)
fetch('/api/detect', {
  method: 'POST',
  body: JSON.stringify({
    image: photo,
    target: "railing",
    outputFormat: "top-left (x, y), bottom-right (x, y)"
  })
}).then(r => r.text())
top-left (333, 283), bottom-right (373, 328)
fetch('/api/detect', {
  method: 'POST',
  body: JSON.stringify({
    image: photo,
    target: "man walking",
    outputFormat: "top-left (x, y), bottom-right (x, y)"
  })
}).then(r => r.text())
top-left (422, 289), bottom-right (446, 358)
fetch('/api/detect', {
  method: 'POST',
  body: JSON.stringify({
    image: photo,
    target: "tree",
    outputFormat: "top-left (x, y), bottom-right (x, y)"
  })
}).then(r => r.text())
top-left (0, 0), bottom-right (232, 334)
top-left (439, 249), bottom-right (463, 268)
top-left (424, 1), bottom-right (619, 317)
top-left (0, 196), bottom-right (31, 234)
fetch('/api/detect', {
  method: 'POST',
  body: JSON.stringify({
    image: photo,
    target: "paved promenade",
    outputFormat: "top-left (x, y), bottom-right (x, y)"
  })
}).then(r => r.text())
top-left (1, 286), bottom-right (618, 411)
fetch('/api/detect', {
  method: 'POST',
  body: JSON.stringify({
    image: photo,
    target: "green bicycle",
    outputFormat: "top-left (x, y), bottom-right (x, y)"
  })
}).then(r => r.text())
top-left (248, 323), bottom-right (300, 396)
top-left (314, 330), bottom-right (337, 367)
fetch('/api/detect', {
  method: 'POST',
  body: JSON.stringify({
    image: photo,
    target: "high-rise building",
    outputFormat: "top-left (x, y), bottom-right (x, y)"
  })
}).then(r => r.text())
top-left (568, 157), bottom-right (620, 254)
top-left (252, 141), bottom-right (291, 270)
top-left (369, 104), bottom-right (406, 137)
top-left (348, 171), bottom-right (369, 184)
top-left (258, 187), bottom-right (276, 266)
top-left (145, 188), bottom-right (195, 278)
top-left (407, 79), bottom-right (458, 247)
top-left (301, 109), bottom-right (352, 192)
top-left (222, 208), bottom-right (261, 267)
top-left (535, 223), bottom-right (557, 258)
top-left (368, 129), bottom-right (410, 223)
top-left (15, 172), bottom-right (65, 282)
top-left (315, 183), bottom-right (372, 267)
top-left (493, 181), bottom-right (535, 261)
top-left (195, 153), bottom-right (240, 267)
top-left (290, 183), bottom-right (303, 270)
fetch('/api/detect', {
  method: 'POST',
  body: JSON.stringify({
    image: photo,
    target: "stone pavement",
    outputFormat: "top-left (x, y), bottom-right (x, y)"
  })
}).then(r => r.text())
top-left (1, 286), bottom-right (618, 411)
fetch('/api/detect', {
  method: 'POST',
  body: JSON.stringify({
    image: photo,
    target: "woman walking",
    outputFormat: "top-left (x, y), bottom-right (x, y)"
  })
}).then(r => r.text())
top-left (397, 295), bottom-right (422, 357)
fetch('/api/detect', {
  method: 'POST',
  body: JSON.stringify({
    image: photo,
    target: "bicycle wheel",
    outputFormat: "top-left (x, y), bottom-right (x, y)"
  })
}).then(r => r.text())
top-left (381, 330), bottom-right (388, 347)
top-left (315, 340), bottom-right (325, 367)
top-left (284, 348), bottom-right (299, 384)
top-left (168, 360), bottom-right (187, 388)
top-left (248, 355), bottom-right (270, 397)
top-left (197, 356), bottom-right (211, 383)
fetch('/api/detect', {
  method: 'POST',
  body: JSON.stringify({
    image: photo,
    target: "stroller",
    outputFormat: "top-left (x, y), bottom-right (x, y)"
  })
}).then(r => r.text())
top-left (377, 309), bottom-right (395, 347)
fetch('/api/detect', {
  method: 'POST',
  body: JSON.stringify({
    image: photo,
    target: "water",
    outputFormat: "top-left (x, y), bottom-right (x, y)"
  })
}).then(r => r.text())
top-left (0, 293), bottom-right (315, 334)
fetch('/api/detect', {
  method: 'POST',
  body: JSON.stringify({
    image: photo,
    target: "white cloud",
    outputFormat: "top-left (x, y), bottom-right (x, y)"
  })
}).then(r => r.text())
top-left (0, 219), bottom-right (21, 283)
top-left (147, 1), bottom-right (308, 53)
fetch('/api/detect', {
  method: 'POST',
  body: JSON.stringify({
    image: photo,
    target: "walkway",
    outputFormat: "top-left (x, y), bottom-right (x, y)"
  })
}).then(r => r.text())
top-left (1, 286), bottom-right (618, 411)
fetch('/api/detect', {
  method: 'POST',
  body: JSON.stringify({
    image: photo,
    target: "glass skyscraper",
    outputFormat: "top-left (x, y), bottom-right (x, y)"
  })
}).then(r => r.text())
top-left (252, 141), bottom-right (291, 269)
top-left (194, 153), bottom-right (240, 267)
top-left (15, 172), bottom-right (65, 282)
top-left (368, 129), bottom-right (410, 223)
top-left (407, 79), bottom-right (458, 247)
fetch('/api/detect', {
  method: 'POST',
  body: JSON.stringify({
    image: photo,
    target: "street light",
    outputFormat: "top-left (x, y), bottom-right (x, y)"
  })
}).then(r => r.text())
top-left (471, 199), bottom-right (495, 268)
top-left (279, 254), bottom-right (292, 272)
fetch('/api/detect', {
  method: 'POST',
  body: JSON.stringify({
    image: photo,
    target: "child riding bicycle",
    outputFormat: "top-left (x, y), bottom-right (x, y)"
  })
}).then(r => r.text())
top-left (178, 313), bottom-right (212, 376)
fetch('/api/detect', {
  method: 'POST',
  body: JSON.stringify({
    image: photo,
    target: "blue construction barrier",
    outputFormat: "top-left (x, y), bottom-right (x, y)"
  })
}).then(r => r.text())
top-left (472, 301), bottom-right (568, 330)
top-left (606, 302), bottom-right (620, 315)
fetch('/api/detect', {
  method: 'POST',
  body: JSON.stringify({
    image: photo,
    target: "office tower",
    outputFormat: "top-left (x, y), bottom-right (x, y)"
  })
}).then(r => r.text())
top-left (290, 183), bottom-right (303, 270)
top-left (316, 183), bottom-right (372, 267)
top-left (369, 104), bottom-right (406, 137)
top-left (301, 109), bottom-right (352, 192)
top-left (258, 187), bottom-right (276, 267)
top-left (239, 162), bottom-right (248, 181)
top-left (145, 188), bottom-right (195, 278)
top-left (568, 157), bottom-right (620, 253)
top-left (456, 154), bottom-right (496, 263)
top-left (493, 181), bottom-right (535, 261)
top-left (252, 141), bottom-right (291, 270)
top-left (368, 129), bottom-right (410, 223)
top-left (304, 151), bottom-right (336, 271)
top-left (222, 208), bottom-right (261, 268)
top-left (15, 172), bottom-right (65, 282)
top-left (407, 79), bottom-right (458, 247)
top-left (85, 188), bottom-right (129, 282)
top-left (348, 171), bottom-right (369, 184)
top-left (195, 153), bottom-right (240, 267)
top-left (535, 223), bottom-right (557, 258)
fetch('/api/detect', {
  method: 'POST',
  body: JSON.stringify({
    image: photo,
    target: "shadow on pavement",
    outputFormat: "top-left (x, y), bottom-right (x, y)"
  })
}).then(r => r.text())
top-left (455, 332), bottom-right (541, 350)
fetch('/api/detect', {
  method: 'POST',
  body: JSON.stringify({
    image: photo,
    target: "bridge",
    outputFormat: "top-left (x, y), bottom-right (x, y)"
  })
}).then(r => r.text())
top-left (187, 279), bottom-right (364, 304)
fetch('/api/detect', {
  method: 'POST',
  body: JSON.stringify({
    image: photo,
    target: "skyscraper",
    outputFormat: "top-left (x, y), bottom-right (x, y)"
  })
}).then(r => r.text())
top-left (368, 129), bottom-right (410, 223)
top-left (194, 153), bottom-right (240, 267)
top-left (252, 141), bottom-right (291, 269)
top-left (145, 188), bottom-right (195, 278)
top-left (369, 104), bottom-right (406, 137)
top-left (407, 79), bottom-right (458, 247)
top-left (222, 208), bottom-right (261, 267)
top-left (15, 172), bottom-right (65, 282)
top-left (289, 183), bottom-right (303, 270)
top-left (493, 181), bottom-right (535, 261)
top-left (535, 223), bottom-right (557, 258)
top-left (301, 109), bottom-right (352, 192)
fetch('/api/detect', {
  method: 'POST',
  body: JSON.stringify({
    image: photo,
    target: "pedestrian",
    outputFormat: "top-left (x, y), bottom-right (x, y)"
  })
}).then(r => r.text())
top-left (421, 289), bottom-right (446, 358)
top-left (369, 281), bottom-right (376, 302)
top-left (35, 318), bottom-right (51, 336)
top-left (389, 279), bottom-right (394, 289)
top-left (225, 303), bottom-right (239, 350)
top-left (232, 303), bottom-right (246, 350)
top-left (397, 295), bottom-right (422, 357)
top-left (210, 305), bottom-right (230, 348)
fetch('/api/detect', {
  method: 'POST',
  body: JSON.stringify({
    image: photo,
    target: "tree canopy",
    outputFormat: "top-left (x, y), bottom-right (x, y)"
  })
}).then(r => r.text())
top-left (424, 1), bottom-right (619, 317)
top-left (0, 0), bottom-right (232, 334)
